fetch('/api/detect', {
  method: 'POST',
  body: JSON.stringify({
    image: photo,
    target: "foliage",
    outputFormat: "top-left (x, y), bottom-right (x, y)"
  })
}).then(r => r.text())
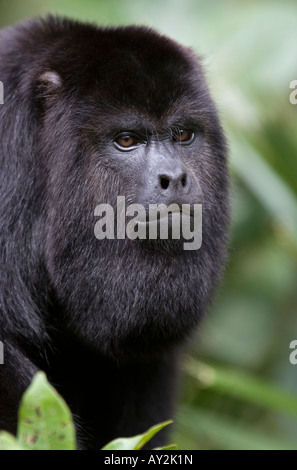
top-left (0, 372), bottom-right (176, 451)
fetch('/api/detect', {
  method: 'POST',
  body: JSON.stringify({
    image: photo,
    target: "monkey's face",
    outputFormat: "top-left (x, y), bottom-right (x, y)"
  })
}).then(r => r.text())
top-left (84, 106), bottom-right (205, 252)
top-left (37, 26), bottom-right (229, 359)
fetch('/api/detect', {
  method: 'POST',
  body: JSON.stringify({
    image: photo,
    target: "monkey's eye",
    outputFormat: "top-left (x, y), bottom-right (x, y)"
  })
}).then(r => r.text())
top-left (114, 133), bottom-right (143, 151)
top-left (172, 129), bottom-right (194, 144)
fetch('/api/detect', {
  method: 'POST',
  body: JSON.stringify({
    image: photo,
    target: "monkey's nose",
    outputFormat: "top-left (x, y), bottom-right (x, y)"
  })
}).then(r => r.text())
top-left (159, 172), bottom-right (188, 192)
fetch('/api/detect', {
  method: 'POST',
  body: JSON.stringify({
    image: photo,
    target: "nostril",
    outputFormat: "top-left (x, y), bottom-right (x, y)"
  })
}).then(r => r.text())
top-left (160, 175), bottom-right (170, 190)
top-left (181, 173), bottom-right (187, 187)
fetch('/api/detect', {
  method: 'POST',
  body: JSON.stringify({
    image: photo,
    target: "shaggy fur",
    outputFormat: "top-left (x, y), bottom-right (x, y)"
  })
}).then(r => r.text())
top-left (0, 16), bottom-right (230, 449)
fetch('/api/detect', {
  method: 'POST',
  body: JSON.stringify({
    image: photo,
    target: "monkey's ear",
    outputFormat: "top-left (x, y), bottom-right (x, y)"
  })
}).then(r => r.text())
top-left (38, 71), bottom-right (62, 89)
top-left (35, 70), bottom-right (62, 111)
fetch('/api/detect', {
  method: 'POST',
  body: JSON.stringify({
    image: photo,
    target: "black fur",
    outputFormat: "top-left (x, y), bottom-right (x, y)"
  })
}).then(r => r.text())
top-left (0, 16), bottom-right (230, 449)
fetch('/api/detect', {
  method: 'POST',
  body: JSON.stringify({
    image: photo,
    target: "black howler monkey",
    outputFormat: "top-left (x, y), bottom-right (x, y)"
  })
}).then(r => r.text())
top-left (0, 16), bottom-right (230, 449)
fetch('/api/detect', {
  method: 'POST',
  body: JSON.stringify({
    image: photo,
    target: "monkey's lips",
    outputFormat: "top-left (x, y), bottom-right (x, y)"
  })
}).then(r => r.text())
top-left (134, 206), bottom-right (195, 225)
top-left (132, 209), bottom-right (200, 237)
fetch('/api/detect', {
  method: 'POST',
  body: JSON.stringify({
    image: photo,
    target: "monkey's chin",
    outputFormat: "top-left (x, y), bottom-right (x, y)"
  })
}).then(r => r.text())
top-left (138, 235), bottom-right (190, 255)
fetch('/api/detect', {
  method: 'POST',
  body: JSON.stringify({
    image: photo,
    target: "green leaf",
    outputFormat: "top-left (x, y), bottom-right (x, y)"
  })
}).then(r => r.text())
top-left (153, 443), bottom-right (178, 450)
top-left (185, 359), bottom-right (297, 418)
top-left (102, 420), bottom-right (173, 450)
top-left (17, 371), bottom-right (76, 450)
top-left (0, 431), bottom-right (26, 450)
top-left (177, 405), bottom-right (297, 450)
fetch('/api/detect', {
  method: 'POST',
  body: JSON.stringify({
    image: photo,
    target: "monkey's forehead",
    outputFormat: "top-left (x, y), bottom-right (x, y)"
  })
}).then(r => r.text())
top-left (2, 17), bottom-right (209, 114)
top-left (0, 17), bottom-right (217, 123)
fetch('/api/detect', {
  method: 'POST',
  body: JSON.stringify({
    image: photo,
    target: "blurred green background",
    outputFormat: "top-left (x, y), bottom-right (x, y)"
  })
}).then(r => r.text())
top-left (1, 0), bottom-right (296, 450)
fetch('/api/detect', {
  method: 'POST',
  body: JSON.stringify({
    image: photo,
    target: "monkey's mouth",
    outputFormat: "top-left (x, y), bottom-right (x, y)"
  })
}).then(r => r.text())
top-left (149, 211), bottom-right (193, 225)
top-left (134, 206), bottom-right (195, 225)
top-left (127, 205), bottom-right (201, 244)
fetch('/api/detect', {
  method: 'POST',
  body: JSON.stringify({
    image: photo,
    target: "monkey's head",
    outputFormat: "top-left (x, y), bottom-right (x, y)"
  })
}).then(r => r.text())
top-left (4, 18), bottom-right (230, 360)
